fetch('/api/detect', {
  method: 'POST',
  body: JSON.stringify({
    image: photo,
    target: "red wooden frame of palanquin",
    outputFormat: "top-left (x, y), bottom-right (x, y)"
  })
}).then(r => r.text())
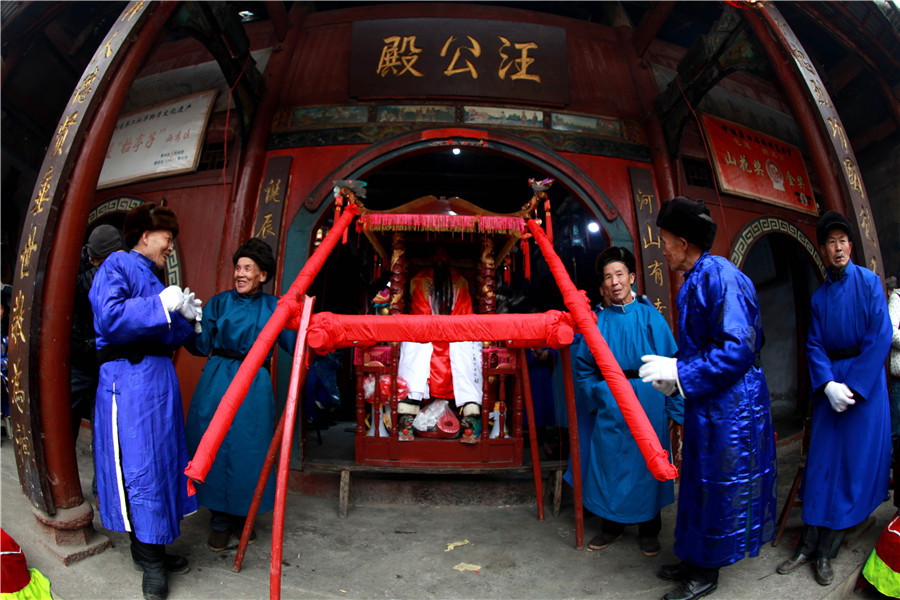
top-left (353, 195), bottom-right (530, 467)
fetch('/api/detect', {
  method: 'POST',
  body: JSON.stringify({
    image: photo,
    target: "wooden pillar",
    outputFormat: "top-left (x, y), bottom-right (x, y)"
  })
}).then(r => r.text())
top-left (616, 26), bottom-right (677, 202)
top-left (216, 6), bottom-right (307, 293)
top-left (478, 236), bottom-right (497, 314)
top-left (742, 10), bottom-right (843, 214)
top-left (388, 232), bottom-right (407, 315)
top-left (9, 1), bottom-right (177, 564)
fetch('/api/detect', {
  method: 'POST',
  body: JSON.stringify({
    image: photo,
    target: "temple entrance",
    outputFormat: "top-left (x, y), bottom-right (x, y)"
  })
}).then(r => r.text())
top-left (734, 224), bottom-right (824, 442)
top-left (292, 146), bottom-right (621, 429)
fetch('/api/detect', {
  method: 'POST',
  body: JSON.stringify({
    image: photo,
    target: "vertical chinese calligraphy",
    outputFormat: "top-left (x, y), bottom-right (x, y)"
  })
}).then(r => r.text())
top-left (252, 156), bottom-right (292, 258)
top-left (628, 167), bottom-right (672, 325)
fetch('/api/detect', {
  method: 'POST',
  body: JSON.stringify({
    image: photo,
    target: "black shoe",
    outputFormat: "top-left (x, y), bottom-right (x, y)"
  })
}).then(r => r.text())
top-left (814, 557), bottom-right (834, 586)
top-left (661, 578), bottom-right (717, 600)
top-left (139, 562), bottom-right (168, 600)
top-left (639, 536), bottom-right (661, 557)
top-left (588, 531), bottom-right (623, 551)
top-left (657, 562), bottom-right (692, 582)
top-left (134, 554), bottom-right (190, 575)
top-left (776, 552), bottom-right (809, 575)
top-left (207, 528), bottom-right (233, 552)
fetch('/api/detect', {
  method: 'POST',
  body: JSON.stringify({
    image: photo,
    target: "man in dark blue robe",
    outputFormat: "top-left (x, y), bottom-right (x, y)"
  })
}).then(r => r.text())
top-left (639, 197), bottom-right (777, 600)
top-left (90, 203), bottom-right (201, 600)
top-left (777, 211), bottom-right (891, 586)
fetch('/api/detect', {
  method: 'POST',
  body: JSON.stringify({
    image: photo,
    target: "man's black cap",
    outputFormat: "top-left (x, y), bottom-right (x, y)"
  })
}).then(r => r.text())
top-left (816, 210), bottom-right (853, 246)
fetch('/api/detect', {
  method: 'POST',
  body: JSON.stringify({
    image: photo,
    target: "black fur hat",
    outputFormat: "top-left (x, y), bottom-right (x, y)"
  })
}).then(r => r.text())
top-left (596, 246), bottom-right (636, 276)
top-left (233, 238), bottom-right (276, 276)
top-left (656, 196), bottom-right (717, 251)
top-left (123, 203), bottom-right (179, 248)
top-left (815, 210), bottom-right (853, 246)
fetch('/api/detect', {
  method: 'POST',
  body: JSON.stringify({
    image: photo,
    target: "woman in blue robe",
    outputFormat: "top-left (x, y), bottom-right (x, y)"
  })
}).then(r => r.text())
top-left (186, 239), bottom-right (295, 552)
top-left (641, 197), bottom-right (777, 600)
top-left (574, 247), bottom-right (683, 558)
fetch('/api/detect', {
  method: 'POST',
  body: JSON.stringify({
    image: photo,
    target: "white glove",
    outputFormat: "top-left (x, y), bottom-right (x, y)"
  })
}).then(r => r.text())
top-left (639, 355), bottom-right (679, 385)
top-left (192, 306), bottom-right (203, 333)
top-left (159, 285), bottom-right (184, 313)
top-left (652, 380), bottom-right (678, 396)
top-left (178, 287), bottom-right (203, 321)
top-left (824, 381), bottom-right (855, 412)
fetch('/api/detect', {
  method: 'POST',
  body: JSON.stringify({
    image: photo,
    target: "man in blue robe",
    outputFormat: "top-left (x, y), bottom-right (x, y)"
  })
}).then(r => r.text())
top-left (777, 211), bottom-right (891, 586)
top-left (90, 203), bottom-right (202, 600)
top-left (575, 247), bottom-right (683, 558)
top-left (186, 238), bottom-right (295, 552)
top-left (639, 197), bottom-right (777, 600)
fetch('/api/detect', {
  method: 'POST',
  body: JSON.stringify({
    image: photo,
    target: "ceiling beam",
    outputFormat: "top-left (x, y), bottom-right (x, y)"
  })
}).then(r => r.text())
top-left (796, 2), bottom-right (900, 76)
top-left (42, 21), bottom-right (84, 76)
top-left (632, 1), bottom-right (674, 58)
top-left (827, 53), bottom-right (865, 93)
top-left (793, 2), bottom-right (900, 130)
top-left (850, 116), bottom-right (897, 153)
top-left (264, 0), bottom-right (289, 42)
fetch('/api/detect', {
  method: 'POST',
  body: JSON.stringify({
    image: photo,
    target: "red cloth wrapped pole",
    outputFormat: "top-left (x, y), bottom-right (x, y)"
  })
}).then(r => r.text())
top-left (184, 203), bottom-right (361, 491)
top-left (306, 310), bottom-right (575, 353)
top-left (526, 219), bottom-right (678, 482)
top-left (271, 298), bottom-right (314, 600)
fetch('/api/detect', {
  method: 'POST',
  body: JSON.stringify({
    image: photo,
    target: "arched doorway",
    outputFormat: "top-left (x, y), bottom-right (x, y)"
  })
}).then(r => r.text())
top-left (731, 217), bottom-right (824, 441)
top-left (283, 128), bottom-right (638, 310)
top-left (278, 129), bottom-right (644, 428)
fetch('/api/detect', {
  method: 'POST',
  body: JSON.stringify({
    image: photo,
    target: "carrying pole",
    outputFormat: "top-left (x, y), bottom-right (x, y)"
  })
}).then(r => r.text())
top-left (518, 348), bottom-right (545, 521)
top-left (185, 204), bottom-right (359, 488)
top-left (270, 297), bottom-right (314, 600)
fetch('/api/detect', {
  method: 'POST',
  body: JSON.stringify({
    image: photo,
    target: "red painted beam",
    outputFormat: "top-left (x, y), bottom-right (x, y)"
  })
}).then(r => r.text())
top-left (742, 9), bottom-right (844, 213)
top-left (632, 1), bottom-right (675, 58)
top-left (616, 25), bottom-right (677, 201)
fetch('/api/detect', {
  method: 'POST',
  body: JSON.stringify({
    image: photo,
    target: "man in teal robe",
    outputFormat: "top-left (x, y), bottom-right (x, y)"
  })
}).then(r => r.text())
top-left (574, 247), bottom-right (682, 558)
top-left (777, 211), bottom-right (891, 586)
top-left (186, 239), bottom-right (295, 552)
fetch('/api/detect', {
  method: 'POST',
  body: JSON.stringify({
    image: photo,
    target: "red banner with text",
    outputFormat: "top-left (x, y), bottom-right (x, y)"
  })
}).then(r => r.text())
top-left (700, 113), bottom-right (816, 215)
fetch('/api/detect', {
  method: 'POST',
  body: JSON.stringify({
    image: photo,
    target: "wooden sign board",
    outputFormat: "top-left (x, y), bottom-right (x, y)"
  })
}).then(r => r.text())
top-left (98, 89), bottom-right (217, 189)
top-left (700, 113), bottom-right (816, 215)
top-left (350, 18), bottom-right (568, 106)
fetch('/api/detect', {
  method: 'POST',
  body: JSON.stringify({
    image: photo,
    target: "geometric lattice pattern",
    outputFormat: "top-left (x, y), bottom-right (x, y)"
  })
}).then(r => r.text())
top-left (730, 216), bottom-right (825, 278)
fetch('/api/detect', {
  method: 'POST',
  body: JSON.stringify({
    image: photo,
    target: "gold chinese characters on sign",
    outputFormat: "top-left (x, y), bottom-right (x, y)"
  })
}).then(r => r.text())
top-left (351, 19), bottom-right (568, 105)
top-left (10, 291), bottom-right (25, 343)
top-left (30, 167), bottom-right (53, 216)
top-left (628, 166), bottom-right (672, 325)
top-left (700, 113), bottom-right (816, 215)
top-left (263, 178), bottom-right (283, 204)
